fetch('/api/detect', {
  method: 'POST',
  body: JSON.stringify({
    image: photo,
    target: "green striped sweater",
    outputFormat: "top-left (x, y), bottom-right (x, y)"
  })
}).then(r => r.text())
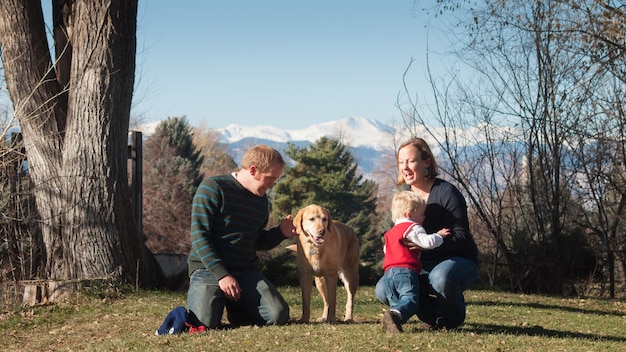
top-left (187, 174), bottom-right (285, 280)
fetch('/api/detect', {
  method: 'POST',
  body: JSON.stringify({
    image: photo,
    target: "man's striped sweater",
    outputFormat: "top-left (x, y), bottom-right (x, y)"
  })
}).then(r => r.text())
top-left (187, 174), bottom-right (285, 280)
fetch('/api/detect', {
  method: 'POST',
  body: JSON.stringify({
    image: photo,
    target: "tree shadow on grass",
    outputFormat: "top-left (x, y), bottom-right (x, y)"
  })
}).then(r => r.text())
top-left (469, 300), bottom-right (625, 317)
top-left (460, 322), bottom-right (626, 343)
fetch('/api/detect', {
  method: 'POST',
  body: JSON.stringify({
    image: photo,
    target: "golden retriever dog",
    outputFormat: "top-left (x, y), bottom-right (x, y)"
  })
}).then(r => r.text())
top-left (292, 204), bottom-right (360, 324)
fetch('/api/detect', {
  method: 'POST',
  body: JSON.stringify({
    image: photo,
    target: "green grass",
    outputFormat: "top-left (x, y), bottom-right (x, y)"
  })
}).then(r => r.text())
top-left (1, 286), bottom-right (625, 351)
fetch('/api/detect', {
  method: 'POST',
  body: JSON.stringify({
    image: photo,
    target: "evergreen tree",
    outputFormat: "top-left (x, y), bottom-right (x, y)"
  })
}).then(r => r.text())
top-left (143, 116), bottom-right (203, 254)
top-left (270, 137), bottom-right (385, 279)
top-left (155, 116), bottom-right (204, 183)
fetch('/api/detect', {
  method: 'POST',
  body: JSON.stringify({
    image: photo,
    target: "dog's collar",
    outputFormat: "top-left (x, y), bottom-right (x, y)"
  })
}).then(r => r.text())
top-left (307, 238), bottom-right (322, 253)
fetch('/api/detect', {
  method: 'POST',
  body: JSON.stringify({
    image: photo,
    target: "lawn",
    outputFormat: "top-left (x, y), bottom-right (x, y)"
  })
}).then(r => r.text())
top-left (1, 285), bottom-right (625, 351)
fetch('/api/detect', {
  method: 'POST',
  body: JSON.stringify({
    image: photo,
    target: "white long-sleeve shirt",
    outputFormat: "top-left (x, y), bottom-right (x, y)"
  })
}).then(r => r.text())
top-left (383, 218), bottom-right (444, 254)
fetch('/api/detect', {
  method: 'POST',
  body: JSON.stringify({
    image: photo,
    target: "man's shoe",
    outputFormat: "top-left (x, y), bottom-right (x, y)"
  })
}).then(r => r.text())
top-left (381, 310), bottom-right (403, 333)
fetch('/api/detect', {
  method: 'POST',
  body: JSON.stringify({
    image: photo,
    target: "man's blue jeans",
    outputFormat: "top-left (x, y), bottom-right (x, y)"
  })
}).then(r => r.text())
top-left (374, 267), bottom-right (420, 323)
top-left (187, 268), bottom-right (290, 328)
top-left (418, 257), bottom-right (479, 329)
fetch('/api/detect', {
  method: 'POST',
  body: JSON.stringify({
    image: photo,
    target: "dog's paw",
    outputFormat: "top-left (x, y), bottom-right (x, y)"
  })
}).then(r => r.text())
top-left (316, 317), bottom-right (337, 324)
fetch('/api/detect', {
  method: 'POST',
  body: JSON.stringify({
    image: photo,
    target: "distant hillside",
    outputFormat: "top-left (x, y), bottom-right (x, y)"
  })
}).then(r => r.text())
top-left (136, 116), bottom-right (411, 184)
top-left (216, 116), bottom-right (396, 150)
top-left (215, 116), bottom-right (402, 179)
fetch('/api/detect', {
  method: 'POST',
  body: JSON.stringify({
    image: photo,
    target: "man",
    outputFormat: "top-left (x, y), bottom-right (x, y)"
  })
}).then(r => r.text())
top-left (186, 145), bottom-right (296, 329)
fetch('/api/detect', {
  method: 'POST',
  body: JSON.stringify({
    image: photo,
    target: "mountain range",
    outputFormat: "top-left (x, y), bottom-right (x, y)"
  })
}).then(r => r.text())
top-left (137, 116), bottom-right (410, 185)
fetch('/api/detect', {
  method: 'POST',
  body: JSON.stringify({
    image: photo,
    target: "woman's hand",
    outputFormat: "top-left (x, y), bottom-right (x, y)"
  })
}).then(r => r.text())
top-left (401, 237), bottom-right (423, 250)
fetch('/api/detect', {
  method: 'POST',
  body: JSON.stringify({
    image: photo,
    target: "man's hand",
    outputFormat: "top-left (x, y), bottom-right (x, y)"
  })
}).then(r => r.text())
top-left (280, 214), bottom-right (296, 238)
top-left (219, 275), bottom-right (241, 301)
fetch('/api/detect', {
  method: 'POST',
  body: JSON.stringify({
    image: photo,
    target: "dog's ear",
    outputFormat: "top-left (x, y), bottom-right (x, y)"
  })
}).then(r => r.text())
top-left (294, 208), bottom-right (304, 234)
top-left (324, 207), bottom-right (333, 233)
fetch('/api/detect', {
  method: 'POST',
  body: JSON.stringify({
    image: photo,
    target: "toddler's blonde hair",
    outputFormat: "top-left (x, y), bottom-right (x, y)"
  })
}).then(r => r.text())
top-left (391, 191), bottom-right (425, 222)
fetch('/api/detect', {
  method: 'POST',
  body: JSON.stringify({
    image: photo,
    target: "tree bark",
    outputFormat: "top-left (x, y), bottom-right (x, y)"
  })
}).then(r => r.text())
top-left (0, 0), bottom-right (161, 293)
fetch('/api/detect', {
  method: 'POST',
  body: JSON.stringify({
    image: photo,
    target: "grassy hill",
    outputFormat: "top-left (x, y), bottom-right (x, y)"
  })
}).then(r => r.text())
top-left (1, 286), bottom-right (624, 351)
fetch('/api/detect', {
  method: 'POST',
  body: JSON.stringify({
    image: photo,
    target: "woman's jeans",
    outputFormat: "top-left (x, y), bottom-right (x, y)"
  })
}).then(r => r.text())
top-left (187, 268), bottom-right (290, 328)
top-left (374, 267), bottom-right (420, 323)
top-left (418, 257), bottom-right (479, 329)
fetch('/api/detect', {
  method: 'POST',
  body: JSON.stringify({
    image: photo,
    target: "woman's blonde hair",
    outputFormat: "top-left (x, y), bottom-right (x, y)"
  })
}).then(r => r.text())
top-left (241, 145), bottom-right (285, 172)
top-left (390, 191), bottom-right (425, 222)
top-left (396, 138), bottom-right (439, 186)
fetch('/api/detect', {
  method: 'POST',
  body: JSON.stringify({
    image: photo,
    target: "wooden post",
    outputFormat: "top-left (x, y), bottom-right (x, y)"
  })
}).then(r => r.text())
top-left (22, 283), bottom-right (40, 306)
top-left (128, 131), bottom-right (143, 237)
top-left (22, 280), bottom-right (75, 305)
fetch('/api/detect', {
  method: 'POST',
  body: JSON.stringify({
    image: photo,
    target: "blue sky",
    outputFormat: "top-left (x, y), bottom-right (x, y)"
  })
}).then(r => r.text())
top-left (133, 1), bottom-right (449, 130)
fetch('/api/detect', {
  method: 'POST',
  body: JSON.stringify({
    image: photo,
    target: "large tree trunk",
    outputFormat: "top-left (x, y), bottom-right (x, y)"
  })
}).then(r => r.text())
top-left (0, 0), bottom-right (161, 295)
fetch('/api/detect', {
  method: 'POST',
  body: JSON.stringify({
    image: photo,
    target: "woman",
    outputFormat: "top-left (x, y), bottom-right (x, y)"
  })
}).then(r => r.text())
top-left (396, 138), bottom-right (479, 330)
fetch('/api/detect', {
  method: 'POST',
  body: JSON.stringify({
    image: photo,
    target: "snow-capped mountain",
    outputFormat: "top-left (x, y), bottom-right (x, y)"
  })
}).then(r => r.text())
top-left (135, 116), bottom-right (417, 185)
top-left (217, 116), bottom-right (397, 151)
top-left (214, 116), bottom-right (408, 179)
